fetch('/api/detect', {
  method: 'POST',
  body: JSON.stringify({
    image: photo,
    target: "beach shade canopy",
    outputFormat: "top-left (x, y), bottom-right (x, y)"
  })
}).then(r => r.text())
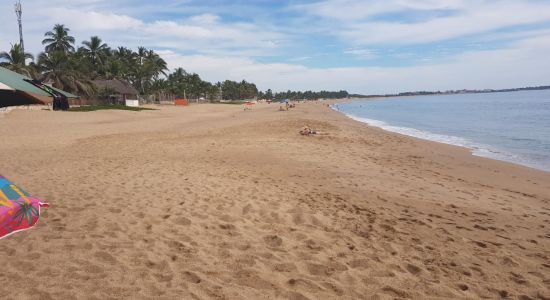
top-left (0, 175), bottom-right (48, 239)
top-left (47, 85), bottom-right (79, 99)
top-left (0, 66), bottom-right (78, 108)
top-left (0, 82), bottom-right (15, 91)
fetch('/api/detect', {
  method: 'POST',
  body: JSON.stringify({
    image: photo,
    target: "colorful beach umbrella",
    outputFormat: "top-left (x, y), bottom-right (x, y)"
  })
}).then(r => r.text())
top-left (0, 175), bottom-right (48, 239)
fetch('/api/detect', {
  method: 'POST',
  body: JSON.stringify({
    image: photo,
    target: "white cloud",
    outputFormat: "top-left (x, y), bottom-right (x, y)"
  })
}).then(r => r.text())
top-left (158, 33), bottom-right (550, 94)
top-left (297, 0), bottom-right (550, 45)
top-left (293, 0), bottom-right (464, 21)
top-left (142, 19), bottom-right (283, 53)
top-left (0, 3), bottom-right (284, 58)
top-left (344, 48), bottom-right (377, 59)
top-left (288, 56), bottom-right (312, 62)
top-left (45, 8), bottom-right (144, 31)
top-left (188, 13), bottom-right (220, 25)
top-left (1, 0), bottom-right (550, 94)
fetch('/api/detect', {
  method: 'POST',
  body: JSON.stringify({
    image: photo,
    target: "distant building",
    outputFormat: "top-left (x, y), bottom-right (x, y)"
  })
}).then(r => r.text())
top-left (92, 79), bottom-right (138, 104)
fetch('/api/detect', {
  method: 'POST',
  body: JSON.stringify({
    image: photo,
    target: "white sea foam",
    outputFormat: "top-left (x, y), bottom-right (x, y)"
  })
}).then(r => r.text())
top-left (347, 114), bottom-right (473, 148)
top-left (333, 106), bottom-right (547, 171)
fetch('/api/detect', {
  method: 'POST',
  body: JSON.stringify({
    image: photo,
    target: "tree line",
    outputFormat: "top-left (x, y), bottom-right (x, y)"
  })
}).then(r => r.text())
top-left (0, 24), bottom-right (350, 101)
top-left (258, 89), bottom-right (349, 101)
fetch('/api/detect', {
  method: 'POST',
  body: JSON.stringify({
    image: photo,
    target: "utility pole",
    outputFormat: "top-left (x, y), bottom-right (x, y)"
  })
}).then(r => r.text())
top-left (14, 1), bottom-right (24, 55)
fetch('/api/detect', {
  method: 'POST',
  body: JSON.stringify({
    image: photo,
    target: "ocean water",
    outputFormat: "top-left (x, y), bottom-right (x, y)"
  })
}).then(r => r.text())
top-left (334, 90), bottom-right (550, 172)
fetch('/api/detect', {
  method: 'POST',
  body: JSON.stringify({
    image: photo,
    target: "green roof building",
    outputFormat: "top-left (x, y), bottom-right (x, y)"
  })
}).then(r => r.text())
top-left (0, 66), bottom-right (78, 108)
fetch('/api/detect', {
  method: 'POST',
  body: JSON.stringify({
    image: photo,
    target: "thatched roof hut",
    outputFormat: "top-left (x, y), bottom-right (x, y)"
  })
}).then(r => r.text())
top-left (92, 79), bottom-right (138, 100)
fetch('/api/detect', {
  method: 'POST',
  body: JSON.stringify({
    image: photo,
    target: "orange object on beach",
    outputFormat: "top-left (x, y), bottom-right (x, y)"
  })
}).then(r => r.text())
top-left (245, 101), bottom-right (255, 106)
top-left (175, 99), bottom-right (189, 106)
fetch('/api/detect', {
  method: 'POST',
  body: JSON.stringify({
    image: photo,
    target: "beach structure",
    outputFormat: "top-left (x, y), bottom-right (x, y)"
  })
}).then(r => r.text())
top-left (0, 175), bottom-right (48, 239)
top-left (92, 79), bottom-right (139, 106)
top-left (0, 66), bottom-right (78, 109)
top-left (175, 98), bottom-right (189, 106)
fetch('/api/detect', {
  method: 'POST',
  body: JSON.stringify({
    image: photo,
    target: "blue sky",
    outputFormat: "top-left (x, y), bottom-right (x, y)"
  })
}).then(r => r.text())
top-left (1, 0), bottom-right (550, 94)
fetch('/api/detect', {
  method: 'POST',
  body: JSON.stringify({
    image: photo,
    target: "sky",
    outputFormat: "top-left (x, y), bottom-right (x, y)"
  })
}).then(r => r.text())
top-left (1, 0), bottom-right (550, 94)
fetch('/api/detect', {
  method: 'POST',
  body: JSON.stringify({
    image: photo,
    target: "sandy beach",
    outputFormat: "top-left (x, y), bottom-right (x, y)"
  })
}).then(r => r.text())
top-left (0, 102), bottom-right (549, 299)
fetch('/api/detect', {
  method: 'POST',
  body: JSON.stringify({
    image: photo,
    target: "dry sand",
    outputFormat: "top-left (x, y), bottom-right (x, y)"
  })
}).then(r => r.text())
top-left (0, 102), bottom-right (549, 300)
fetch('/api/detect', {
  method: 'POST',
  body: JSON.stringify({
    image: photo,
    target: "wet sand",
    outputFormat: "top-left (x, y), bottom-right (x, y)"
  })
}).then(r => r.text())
top-left (0, 102), bottom-right (549, 299)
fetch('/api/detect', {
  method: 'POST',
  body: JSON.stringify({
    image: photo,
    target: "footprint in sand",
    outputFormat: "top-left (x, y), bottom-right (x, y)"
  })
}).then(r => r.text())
top-left (349, 259), bottom-right (369, 269)
top-left (286, 278), bottom-right (323, 292)
top-left (405, 263), bottom-right (422, 275)
top-left (304, 239), bottom-right (323, 251)
top-left (173, 216), bottom-right (192, 226)
top-left (381, 286), bottom-right (411, 298)
top-left (242, 204), bottom-right (252, 215)
top-left (273, 263), bottom-right (297, 272)
top-left (234, 269), bottom-right (276, 290)
top-left (284, 291), bottom-right (311, 300)
top-left (182, 271), bottom-right (201, 284)
top-left (153, 272), bottom-right (174, 283)
top-left (510, 272), bottom-right (529, 285)
top-left (263, 235), bottom-right (283, 247)
top-left (501, 256), bottom-right (520, 267)
top-left (306, 263), bottom-right (335, 276)
top-left (93, 251), bottom-right (116, 263)
top-left (320, 281), bottom-right (345, 296)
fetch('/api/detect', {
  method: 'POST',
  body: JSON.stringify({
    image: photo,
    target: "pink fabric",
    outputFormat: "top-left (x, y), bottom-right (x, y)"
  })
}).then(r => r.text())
top-left (0, 175), bottom-right (48, 239)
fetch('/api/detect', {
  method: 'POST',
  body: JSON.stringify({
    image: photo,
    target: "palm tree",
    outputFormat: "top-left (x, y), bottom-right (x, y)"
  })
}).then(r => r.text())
top-left (168, 67), bottom-right (188, 97)
top-left (113, 46), bottom-right (135, 66)
top-left (81, 36), bottom-right (109, 66)
top-left (101, 47), bottom-right (133, 80)
top-left (0, 43), bottom-right (35, 77)
top-left (42, 24), bottom-right (75, 53)
top-left (150, 78), bottom-right (171, 102)
top-left (113, 46), bottom-right (132, 58)
top-left (131, 47), bottom-right (148, 94)
top-left (130, 47), bottom-right (168, 94)
top-left (37, 51), bottom-right (94, 96)
top-left (145, 50), bottom-right (168, 79)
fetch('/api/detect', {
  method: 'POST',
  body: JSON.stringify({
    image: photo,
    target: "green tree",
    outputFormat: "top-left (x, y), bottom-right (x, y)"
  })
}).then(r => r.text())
top-left (129, 47), bottom-right (168, 94)
top-left (14, 23), bottom-right (278, 103)
top-left (37, 51), bottom-right (94, 96)
top-left (264, 89), bottom-right (273, 100)
top-left (42, 24), bottom-right (76, 53)
top-left (80, 36), bottom-right (109, 67)
top-left (0, 43), bottom-right (35, 77)
top-left (167, 67), bottom-right (187, 97)
top-left (145, 49), bottom-right (168, 79)
top-left (103, 46), bottom-right (134, 80)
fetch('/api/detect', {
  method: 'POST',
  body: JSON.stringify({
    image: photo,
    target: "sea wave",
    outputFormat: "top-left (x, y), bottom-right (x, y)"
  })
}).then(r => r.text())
top-left (335, 108), bottom-right (548, 171)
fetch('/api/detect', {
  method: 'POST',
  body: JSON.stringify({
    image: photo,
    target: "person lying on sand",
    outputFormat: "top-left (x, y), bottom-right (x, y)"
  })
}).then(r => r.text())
top-left (300, 126), bottom-right (316, 135)
top-left (300, 125), bottom-right (329, 136)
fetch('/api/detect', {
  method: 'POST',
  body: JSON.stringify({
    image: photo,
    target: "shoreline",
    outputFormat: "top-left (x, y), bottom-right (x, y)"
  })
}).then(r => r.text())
top-left (1, 103), bottom-right (549, 299)
top-left (330, 99), bottom-right (550, 174)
